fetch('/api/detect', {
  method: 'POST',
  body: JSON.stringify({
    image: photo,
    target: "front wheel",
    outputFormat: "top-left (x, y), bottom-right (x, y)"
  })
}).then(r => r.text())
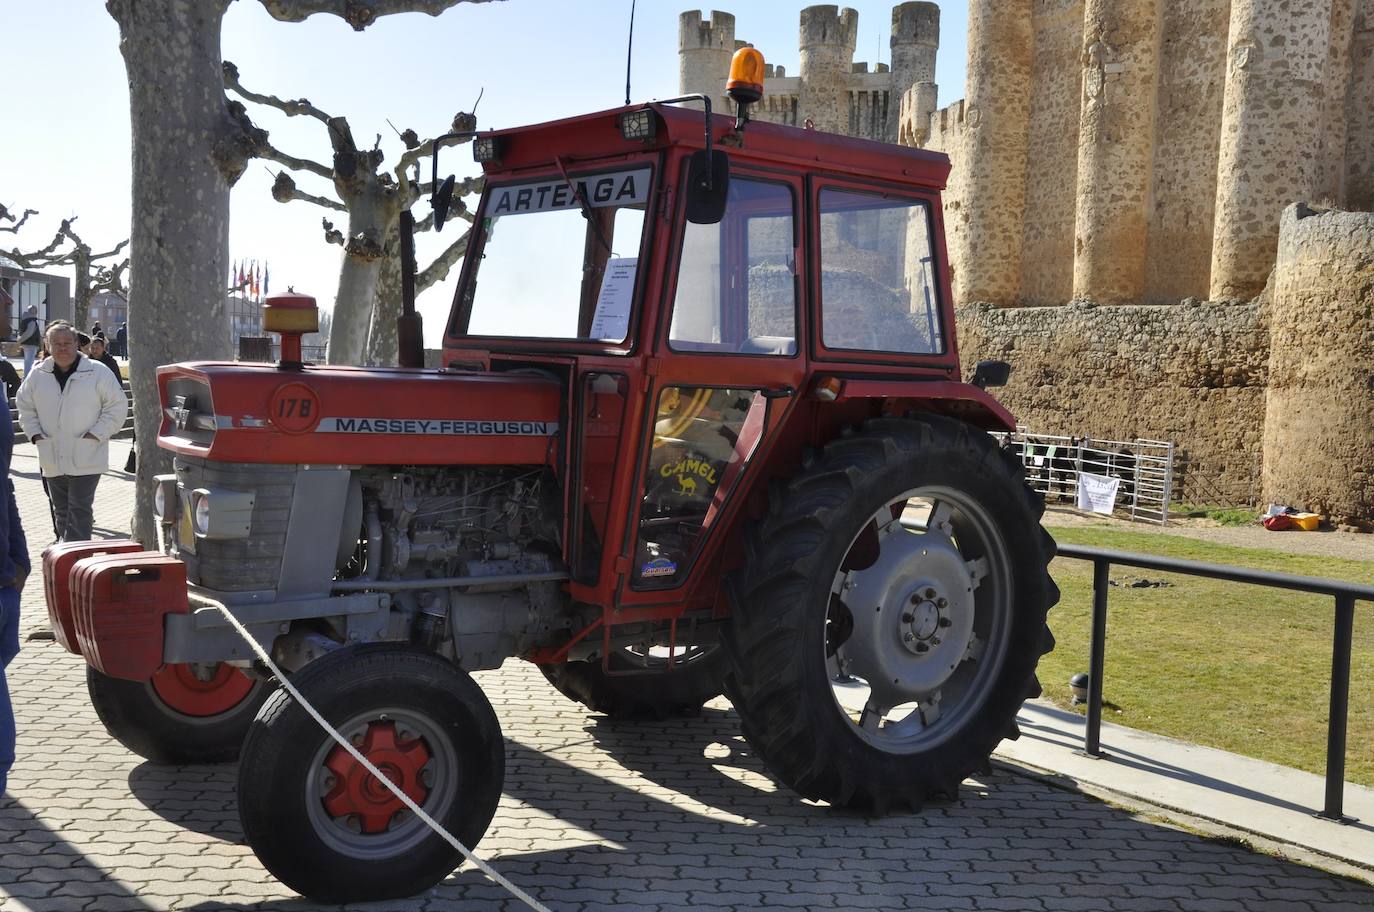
top-left (723, 416), bottom-right (1058, 812)
top-left (87, 663), bottom-right (270, 763)
top-left (237, 645), bottom-right (504, 903)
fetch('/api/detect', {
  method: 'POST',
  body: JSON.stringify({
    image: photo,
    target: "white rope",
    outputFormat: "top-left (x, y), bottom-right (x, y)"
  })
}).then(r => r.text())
top-left (209, 604), bottom-right (550, 912)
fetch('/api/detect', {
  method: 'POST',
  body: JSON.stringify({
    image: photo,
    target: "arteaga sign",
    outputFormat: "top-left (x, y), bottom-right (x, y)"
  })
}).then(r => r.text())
top-left (488, 168), bottom-right (651, 217)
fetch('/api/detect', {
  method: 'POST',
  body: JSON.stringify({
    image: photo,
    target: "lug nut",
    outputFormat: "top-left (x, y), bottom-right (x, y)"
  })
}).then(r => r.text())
top-left (910, 594), bottom-right (919, 604)
top-left (903, 633), bottom-right (914, 643)
top-left (932, 637), bottom-right (941, 646)
top-left (924, 587), bottom-right (937, 599)
top-left (902, 613), bottom-right (914, 624)
top-left (938, 617), bottom-right (952, 628)
top-left (937, 597), bottom-right (948, 608)
top-left (916, 642), bottom-right (929, 653)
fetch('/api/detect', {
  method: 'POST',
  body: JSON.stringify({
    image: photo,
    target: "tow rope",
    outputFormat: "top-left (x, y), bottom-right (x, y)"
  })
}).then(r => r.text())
top-left (209, 604), bottom-right (550, 911)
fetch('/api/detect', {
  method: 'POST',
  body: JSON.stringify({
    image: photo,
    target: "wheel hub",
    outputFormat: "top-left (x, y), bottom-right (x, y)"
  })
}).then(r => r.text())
top-left (322, 722), bottom-right (431, 834)
top-left (836, 517), bottom-right (977, 710)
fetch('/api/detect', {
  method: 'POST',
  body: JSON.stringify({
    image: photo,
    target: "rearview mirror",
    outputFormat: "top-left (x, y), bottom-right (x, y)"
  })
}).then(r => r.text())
top-left (971, 359), bottom-right (1012, 390)
top-left (432, 174), bottom-right (456, 232)
top-left (685, 150), bottom-right (729, 225)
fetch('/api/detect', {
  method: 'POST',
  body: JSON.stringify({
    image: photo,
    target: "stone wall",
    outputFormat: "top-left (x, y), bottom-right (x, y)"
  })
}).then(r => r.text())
top-left (1262, 205), bottom-right (1374, 529)
top-left (926, 0), bottom-right (1371, 309)
top-left (956, 298), bottom-right (1270, 502)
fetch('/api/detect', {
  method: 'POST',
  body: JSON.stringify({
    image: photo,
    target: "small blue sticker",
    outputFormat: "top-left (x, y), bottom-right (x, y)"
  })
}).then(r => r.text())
top-left (640, 557), bottom-right (677, 578)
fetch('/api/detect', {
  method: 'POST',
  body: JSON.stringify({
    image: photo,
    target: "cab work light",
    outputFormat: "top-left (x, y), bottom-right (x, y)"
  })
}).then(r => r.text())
top-left (472, 135), bottom-right (501, 164)
top-left (617, 109), bottom-right (657, 143)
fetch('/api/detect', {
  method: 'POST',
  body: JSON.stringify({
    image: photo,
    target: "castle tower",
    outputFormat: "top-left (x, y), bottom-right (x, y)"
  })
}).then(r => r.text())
top-left (798, 5), bottom-right (859, 134)
top-left (955, 0), bottom-right (1034, 306)
top-left (1071, 0), bottom-right (1163, 303)
top-left (679, 10), bottom-right (735, 109)
top-left (887, 2), bottom-right (940, 142)
top-left (1209, 0), bottom-right (1336, 300)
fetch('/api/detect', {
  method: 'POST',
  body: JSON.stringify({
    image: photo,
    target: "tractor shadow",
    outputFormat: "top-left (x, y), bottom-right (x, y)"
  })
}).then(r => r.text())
top-left (127, 759), bottom-right (245, 841)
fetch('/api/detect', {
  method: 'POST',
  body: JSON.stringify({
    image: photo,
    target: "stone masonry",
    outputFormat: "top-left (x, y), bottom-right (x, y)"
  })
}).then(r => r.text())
top-left (679, 5), bottom-right (941, 143)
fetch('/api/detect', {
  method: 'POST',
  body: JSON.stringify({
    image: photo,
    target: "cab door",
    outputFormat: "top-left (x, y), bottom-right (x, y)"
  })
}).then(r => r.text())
top-left (619, 170), bottom-right (807, 600)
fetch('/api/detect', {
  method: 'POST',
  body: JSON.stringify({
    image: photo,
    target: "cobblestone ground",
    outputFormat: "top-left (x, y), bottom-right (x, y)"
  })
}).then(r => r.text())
top-left (4, 443), bottom-right (1374, 911)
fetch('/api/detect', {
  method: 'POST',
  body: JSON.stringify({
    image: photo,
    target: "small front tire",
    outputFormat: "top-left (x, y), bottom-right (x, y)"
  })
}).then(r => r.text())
top-left (237, 645), bottom-right (503, 903)
top-left (87, 663), bottom-right (270, 764)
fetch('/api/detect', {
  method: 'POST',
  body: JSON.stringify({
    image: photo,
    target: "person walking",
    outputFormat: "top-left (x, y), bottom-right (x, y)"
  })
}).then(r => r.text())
top-left (15, 323), bottom-right (127, 542)
top-left (0, 377), bottom-right (30, 796)
top-left (17, 305), bottom-right (41, 377)
top-left (115, 323), bottom-right (127, 359)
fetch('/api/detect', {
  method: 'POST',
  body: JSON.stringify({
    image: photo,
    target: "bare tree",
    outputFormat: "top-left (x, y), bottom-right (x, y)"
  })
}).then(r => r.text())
top-left (104, 0), bottom-right (503, 546)
top-left (4, 213), bottom-right (130, 323)
top-left (225, 63), bottom-right (481, 366)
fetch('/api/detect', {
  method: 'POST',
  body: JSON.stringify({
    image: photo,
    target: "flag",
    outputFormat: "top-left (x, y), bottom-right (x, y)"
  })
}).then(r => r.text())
top-left (237, 262), bottom-right (246, 293)
top-left (263, 264), bottom-right (269, 298)
top-left (251, 261), bottom-right (259, 301)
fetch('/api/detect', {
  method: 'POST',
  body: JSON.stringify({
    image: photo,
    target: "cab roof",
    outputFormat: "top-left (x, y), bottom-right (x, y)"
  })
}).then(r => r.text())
top-left (477, 102), bottom-right (950, 191)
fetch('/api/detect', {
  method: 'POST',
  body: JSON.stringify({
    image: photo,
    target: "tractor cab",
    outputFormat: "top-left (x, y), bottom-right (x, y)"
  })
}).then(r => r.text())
top-left (434, 94), bottom-right (982, 621)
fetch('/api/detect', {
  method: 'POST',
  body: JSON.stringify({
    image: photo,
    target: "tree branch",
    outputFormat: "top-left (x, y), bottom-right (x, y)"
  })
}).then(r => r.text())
top-left (272, 170), bottom-right (347, 210)
top-left (223, 60), bottom-right (332, 124)
top-left (0, 204), bottom-right (38, 234)
top-left (257, 0), bottom-right (501, 31)
top-left (416, 227), bottom-right (471, 291)
top-left (256, 140), bottom-right (335, 182)
top-left (396, 112), bottom-right (477, 174)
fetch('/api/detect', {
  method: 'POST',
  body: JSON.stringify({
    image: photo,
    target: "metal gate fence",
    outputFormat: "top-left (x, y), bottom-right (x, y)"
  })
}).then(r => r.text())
top-left (997, 429), bottom-right (1176, 525)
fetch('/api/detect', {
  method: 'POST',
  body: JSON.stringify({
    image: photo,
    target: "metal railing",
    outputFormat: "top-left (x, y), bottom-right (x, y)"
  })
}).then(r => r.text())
top-left (1057, 543), bottom-right (1371, 822)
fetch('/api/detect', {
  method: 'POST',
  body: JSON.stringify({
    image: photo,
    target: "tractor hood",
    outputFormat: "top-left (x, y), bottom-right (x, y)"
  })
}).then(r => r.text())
top-left (156, 362), bottom-right (561, 466)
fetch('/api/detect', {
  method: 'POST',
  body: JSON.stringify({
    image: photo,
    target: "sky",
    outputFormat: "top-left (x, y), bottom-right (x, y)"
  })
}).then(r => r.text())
top-left (1, 0), bottom-right (968, 346)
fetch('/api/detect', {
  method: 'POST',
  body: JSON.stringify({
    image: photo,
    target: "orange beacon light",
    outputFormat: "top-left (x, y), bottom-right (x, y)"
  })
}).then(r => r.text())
top-left (727, 47), bottom-right (765, 105)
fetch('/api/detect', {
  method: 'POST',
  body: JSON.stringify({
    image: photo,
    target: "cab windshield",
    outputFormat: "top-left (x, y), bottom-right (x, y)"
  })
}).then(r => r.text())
top-left (460, 166), bottom-right (652, 343)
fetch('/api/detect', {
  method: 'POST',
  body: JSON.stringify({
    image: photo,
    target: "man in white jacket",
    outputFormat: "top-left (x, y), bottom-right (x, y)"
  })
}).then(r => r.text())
top-left (16, 323), bottom-right (128, 542)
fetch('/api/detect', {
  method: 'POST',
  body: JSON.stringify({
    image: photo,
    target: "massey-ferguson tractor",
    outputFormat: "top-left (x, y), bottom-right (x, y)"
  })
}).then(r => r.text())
top-left (43, 51), bottom-right (1056, 902)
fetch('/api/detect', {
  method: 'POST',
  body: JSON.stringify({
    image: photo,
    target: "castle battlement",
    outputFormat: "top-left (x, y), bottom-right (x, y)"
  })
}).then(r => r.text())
top-left (680, 4), bottom-right (934, 143)
top-left (678, 10), bottom-right (735, 51)
top-left (799, 5), bottom-right (860, 50)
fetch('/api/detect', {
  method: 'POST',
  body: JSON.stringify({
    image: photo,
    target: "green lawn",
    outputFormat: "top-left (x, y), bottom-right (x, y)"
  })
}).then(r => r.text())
top-left (1038, 524), bottom-right (1374, 787)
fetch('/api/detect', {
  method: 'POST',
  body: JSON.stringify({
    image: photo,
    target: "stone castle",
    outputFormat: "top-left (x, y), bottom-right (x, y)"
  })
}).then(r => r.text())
top-left (680, 3), bottom-right (1374, 527)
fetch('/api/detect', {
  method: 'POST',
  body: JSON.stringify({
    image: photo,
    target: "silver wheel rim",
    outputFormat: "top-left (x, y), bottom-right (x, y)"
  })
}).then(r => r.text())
top-left (304, 706), bottom-right (459, 859)
top-left (825, 486), bottom-right (1013, 753)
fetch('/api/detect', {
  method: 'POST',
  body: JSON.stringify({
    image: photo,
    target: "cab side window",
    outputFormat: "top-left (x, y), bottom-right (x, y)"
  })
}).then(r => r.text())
top-left (670, 178), bottom-right (797, 356)
top-left (818, 188), bottom-right (943, 355)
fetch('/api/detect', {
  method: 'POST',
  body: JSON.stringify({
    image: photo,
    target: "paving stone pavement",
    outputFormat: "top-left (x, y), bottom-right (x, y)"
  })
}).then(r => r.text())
top-left (4, 441), bottom-right (1374, 911)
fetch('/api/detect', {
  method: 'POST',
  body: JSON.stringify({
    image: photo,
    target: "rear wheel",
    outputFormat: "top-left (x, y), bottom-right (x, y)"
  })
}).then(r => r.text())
top-left (237, 645), bottom-right (503, 902)
top-left (540, 638), bottom-right (726, 718)
top-left (87, 662), bottom-right (270, 763)
top-left (723, 416), bottom-right (1058, 812)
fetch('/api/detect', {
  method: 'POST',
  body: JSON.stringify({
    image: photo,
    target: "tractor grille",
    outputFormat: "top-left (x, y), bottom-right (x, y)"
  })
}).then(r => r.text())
top-left (172, 456), bottom-right (296, 592)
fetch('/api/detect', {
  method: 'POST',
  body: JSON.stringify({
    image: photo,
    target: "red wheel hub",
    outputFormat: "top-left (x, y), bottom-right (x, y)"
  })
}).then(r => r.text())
top-left (322, 722), bottom-right (431, 833)
top-left (150, 663), bottom-right (255, 717)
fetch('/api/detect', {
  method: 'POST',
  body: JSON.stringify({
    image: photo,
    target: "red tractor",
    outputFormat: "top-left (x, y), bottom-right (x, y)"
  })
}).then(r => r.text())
top-left (43, 60), bottom-right (1056, 902)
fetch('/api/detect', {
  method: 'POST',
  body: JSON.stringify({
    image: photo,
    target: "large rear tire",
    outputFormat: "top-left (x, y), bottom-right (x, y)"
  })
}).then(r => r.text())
top-left (540, 639), bottom-right (726, 718)
top-left (237, 645), bottom-right (503, 903)
top-left (87, 663), bottom-right (270, 764)
top-left (723, 415), bottom-right (1058, 812)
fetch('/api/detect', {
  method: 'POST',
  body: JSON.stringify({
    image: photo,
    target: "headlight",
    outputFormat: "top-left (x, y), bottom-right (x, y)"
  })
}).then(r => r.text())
top-left (152, 474), bottom-right (177, 521)
top-left (617, 109), bottom-right (657, 143)
top-left (188, 486), bottom-right (255, 540)
top-left (472, 135), bottom-right (500, 164)
top-left (193, 493), bottom-right (211, 536)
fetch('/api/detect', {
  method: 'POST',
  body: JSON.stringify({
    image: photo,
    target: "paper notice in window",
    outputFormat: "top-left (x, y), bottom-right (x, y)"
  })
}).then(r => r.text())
top-left (589, 258), bottom-right (636, 341)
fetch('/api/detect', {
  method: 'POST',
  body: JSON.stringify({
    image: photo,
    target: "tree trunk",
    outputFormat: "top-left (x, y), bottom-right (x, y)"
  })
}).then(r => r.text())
top-left (72, 246), bottom-right (93, 327)
top-left (327, 191), bottom-right (396, 365)
top-left (366, 222), bottom-right (403, 367)
top-left (108, 0), bottom-right (238, 546)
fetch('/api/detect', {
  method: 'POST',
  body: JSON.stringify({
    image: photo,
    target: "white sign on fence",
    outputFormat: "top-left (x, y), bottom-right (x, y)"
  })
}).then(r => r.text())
top-left (1077, 472), bottom-right (1121, 515)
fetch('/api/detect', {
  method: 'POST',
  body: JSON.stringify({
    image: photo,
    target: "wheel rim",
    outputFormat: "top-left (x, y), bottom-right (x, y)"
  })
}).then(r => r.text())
top-left (305, 707), bottom-right (459, 860)
top-left (148, 663), bottom-right (256, 718)
top-left (825, 486), bottom-right (1013, 753)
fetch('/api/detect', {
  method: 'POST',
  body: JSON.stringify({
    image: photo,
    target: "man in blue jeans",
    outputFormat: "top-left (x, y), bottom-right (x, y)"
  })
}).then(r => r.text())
top-left (0, 390), bottom-right (30, 796)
